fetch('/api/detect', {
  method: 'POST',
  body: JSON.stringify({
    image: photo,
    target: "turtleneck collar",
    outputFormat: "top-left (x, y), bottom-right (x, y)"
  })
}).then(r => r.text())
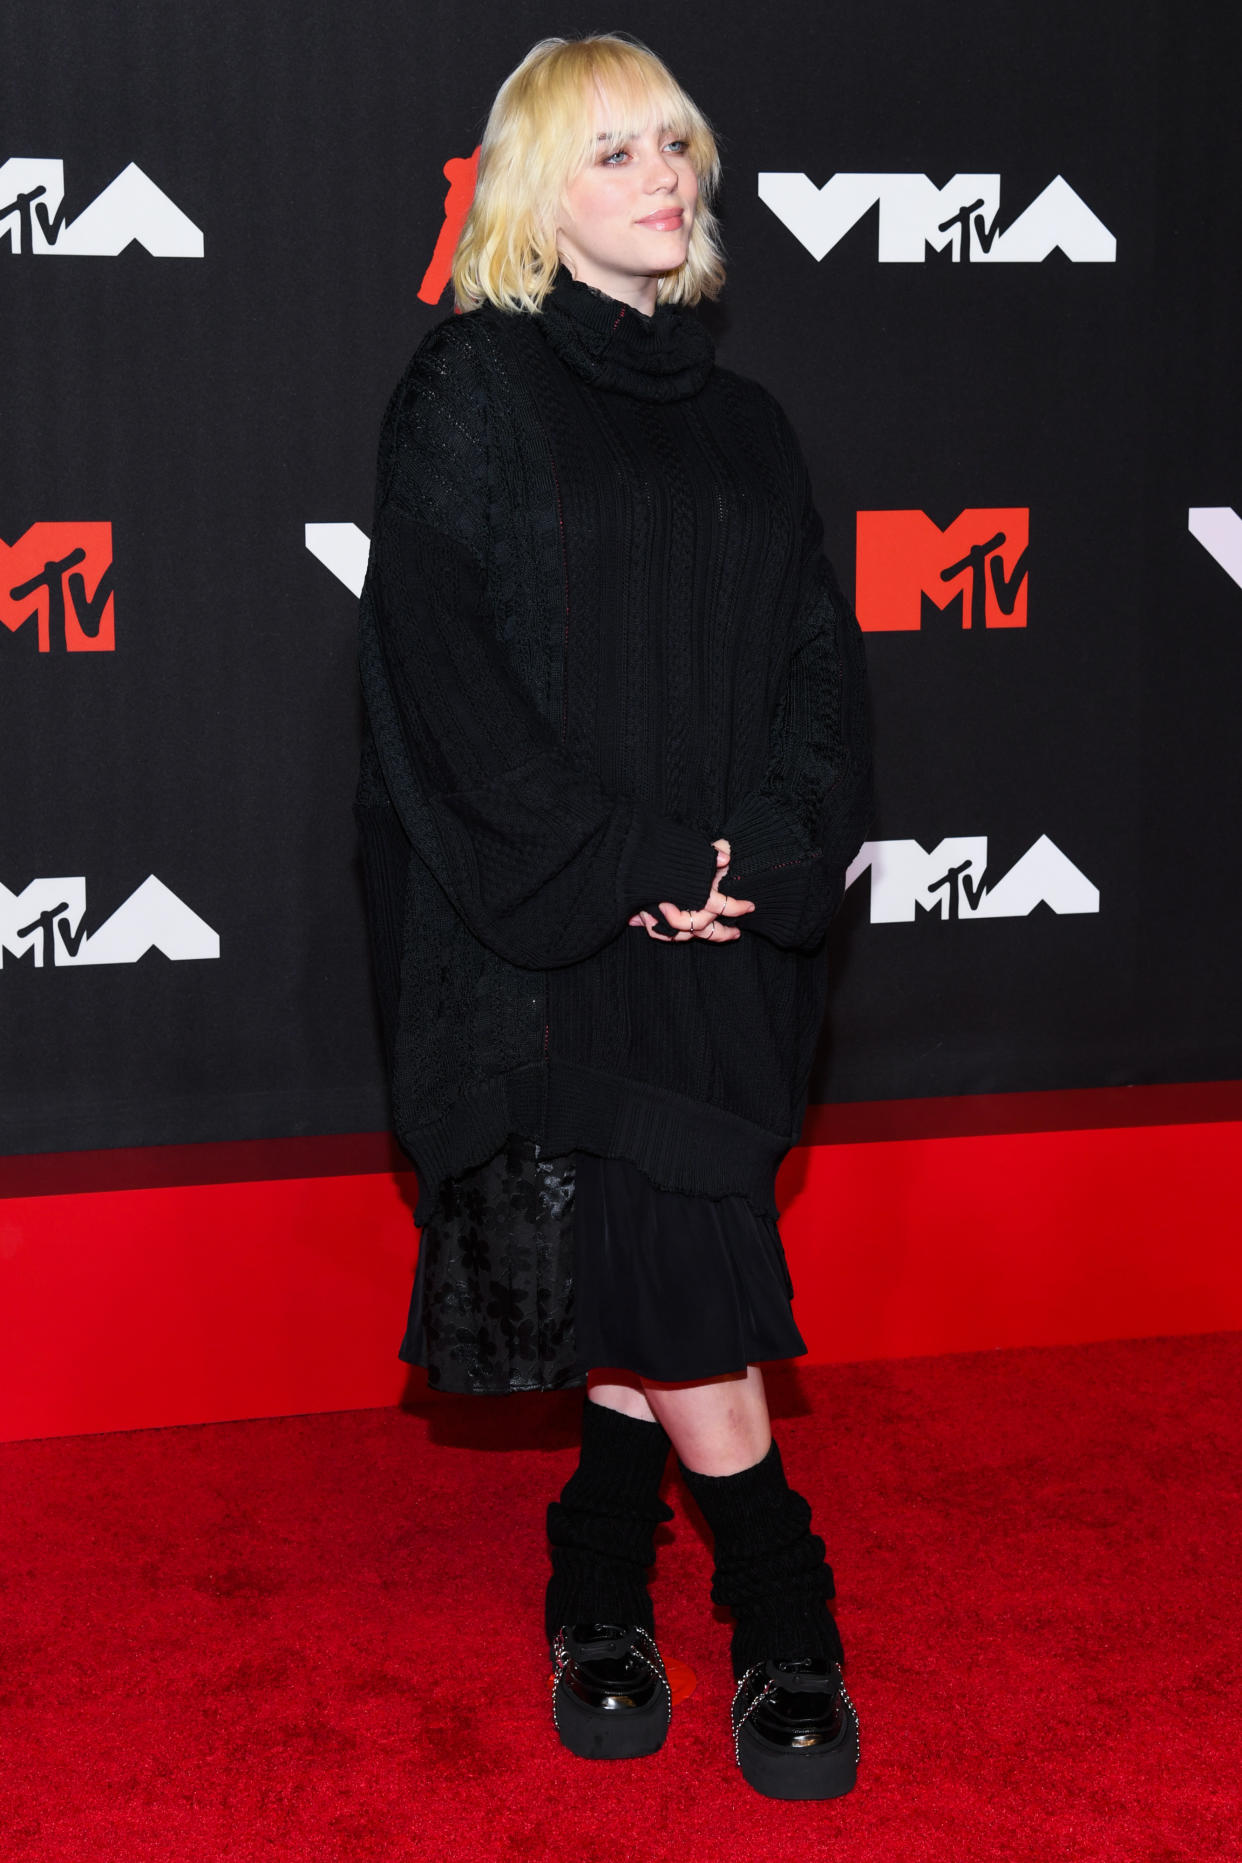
top-left (537, 267), bottom-right (715, 402)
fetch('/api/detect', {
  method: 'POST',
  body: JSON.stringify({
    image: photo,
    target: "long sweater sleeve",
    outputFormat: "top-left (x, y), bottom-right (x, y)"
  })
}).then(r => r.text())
top-left (718, 410), bottom-right (874, 952)
top-left (358, 322), bottom-right (718, 971)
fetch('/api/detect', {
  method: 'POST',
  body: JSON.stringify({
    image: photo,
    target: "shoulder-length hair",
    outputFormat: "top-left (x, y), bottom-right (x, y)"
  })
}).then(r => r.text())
top-left (452, 34), bottom-right (725, 314)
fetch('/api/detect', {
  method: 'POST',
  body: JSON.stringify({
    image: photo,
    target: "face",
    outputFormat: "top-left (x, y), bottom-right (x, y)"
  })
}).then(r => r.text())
top-left (555, 93), bottom-right (699, 312)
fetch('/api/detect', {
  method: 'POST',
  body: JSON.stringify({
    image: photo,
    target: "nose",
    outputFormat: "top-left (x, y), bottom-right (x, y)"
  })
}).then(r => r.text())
top-left (644, 149), bottom-right (678, 192)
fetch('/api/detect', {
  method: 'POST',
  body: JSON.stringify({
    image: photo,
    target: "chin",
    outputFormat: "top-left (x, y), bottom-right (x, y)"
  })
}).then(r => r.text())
top-left (642, 243), bottom-right (690, 276)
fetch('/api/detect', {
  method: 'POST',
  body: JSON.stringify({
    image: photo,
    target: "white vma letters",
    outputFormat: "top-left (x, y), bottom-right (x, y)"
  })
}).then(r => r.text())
top-left (0, 159), bottom-right (203, 257)
top-left (0, 876), bottom-right (219, 968)
top-left (757, 173), bottom-right (1115, 263)
top-left (1188, 508), bottom-right (1242, 590)
top-left (305, 523), bottom-right (369, 597)
top-left (845, 836), bottom-right (1099, 922)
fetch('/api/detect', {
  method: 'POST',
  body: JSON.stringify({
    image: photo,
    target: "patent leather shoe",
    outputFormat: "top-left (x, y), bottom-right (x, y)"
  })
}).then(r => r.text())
top-left (550, 1622), bottom-right (672, 1759)
top-left (731, 1655), bottom-right (859, 1800)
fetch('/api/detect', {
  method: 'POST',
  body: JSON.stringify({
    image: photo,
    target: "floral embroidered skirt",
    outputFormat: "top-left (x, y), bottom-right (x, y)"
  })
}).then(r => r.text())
top-left (399, 1133), bottom-right (807, 1395)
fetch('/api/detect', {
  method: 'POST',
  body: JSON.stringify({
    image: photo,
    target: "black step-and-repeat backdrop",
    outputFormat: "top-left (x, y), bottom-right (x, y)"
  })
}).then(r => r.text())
top-left (3, 2), bottom-right (1240, 1155)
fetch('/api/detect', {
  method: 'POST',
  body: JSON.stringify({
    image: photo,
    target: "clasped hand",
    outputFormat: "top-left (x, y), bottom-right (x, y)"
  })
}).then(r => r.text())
top-left (627, 838), bottom-right (755, 943)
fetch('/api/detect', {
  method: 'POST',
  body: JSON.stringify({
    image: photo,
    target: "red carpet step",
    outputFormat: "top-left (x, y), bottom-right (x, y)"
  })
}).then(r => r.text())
top-left (3, 1333), bottom-right (1239, 1861)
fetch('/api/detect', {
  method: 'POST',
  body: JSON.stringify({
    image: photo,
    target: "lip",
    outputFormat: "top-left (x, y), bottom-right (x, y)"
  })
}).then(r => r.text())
top-left (635, 207), bottom-right (685, 229)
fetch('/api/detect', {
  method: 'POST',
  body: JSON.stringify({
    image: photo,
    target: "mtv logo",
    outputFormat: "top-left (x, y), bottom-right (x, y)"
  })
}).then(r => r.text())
top-left (0, 159), bottom-right (203, 257)
top-left (855, 509), bottom-right (1028, 632)
top-left (417, 146), bottom-right (481, 305)
top-left (305, 522), bottom-right (370, 597)
top-left (758, 173), bottom-right (1115, 264)
top-left (845, 836), bottom-right (1099, 921)
top-left (0, 876), bottom-right (219, 968)
top-left (1188, 507), bottom-right (1242, 591)
top-left (1, 523), bottom-right (115, 651)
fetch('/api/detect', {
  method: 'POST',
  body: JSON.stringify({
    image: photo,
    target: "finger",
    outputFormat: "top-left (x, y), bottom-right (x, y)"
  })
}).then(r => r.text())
top-left (715, 894), bottom-right (755, 917)
top-left (656, 901), bottom-right (697, 931)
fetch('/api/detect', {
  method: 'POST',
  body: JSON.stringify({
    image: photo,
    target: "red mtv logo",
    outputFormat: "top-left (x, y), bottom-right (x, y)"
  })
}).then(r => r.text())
top-left (1, 523), bottom-right (115, 651)
top-left (418, 147), bottom-right (480, 306)
top-left (855, 509), bottom-right (1028, 631)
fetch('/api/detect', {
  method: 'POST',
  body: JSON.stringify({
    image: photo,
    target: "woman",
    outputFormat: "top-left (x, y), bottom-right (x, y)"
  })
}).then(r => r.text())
top-left (356, 34), bottom-right (872, 1800)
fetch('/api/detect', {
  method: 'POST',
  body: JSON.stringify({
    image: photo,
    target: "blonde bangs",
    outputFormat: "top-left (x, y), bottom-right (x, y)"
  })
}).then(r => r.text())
top-left (452, 36), bottom-right (726, 314)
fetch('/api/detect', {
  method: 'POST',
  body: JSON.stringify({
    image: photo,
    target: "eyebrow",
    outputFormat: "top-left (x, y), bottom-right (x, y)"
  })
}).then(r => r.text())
top-left (594, 122), bottom-right (680, 142)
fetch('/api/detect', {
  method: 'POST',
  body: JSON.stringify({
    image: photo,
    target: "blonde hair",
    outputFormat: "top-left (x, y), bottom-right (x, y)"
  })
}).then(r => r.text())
top-left (452, 34), bottom-right (725, 313)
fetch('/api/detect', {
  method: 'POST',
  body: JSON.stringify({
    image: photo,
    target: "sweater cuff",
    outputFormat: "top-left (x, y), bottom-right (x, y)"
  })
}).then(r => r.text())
top-left (622, 811), bottom-right (718, 914)
top-left (721, 792), bottom-right (807, 877)
top-left (736, 858), bottom-right (841, 950)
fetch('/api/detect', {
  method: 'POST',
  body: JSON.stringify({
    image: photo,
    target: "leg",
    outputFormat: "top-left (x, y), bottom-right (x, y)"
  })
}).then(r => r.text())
top-left (629, 1365), bottom-right (772, 1475)
top-left (548, 1368), bottom-right (856, 1792)
top-left (545, 1391), bottom-right (672, 1638)
top-left (585, 1372), bottom-right (661, 1424)
top-left (587, 1364), bottom-right (770, 1473)
top-left (591, 1365), bottom-right (837, 1671)
top-left (629, 1366), bottom-right (857, 1802)
top-left (544, 1385), bottom-right (675, 1759)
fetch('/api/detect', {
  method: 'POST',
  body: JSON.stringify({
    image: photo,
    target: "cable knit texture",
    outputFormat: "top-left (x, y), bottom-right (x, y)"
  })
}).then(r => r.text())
top-left (356, 268), bottom-right (873, 1223)
top-left (545, 1398), bottom-right (673, 1638)
top-left (679, 1440), bottom-right (843, 1678)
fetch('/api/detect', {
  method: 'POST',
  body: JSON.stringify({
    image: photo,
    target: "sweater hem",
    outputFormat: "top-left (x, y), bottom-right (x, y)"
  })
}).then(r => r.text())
top-left (397, 1062), bottom-right (794, 1224)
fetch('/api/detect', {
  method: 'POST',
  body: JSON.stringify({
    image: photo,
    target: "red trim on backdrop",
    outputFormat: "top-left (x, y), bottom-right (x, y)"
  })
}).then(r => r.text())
top-left (0, 1131), bottom-right (407, 1200)
top-left (3, 1079), bottom-right (1240, 1199)
top-left (2, 1117), bottom-right (1240, 1443)
top-left (800, 1078), bottom-right (1242, 1144)
top-left (776, 1123), bottom-right (1242, 1362)
top-left (0, 1173), bottom-right (417, 1443)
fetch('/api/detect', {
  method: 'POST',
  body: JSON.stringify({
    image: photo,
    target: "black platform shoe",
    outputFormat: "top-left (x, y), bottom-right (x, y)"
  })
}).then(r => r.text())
top-left (730, 1655), bottom-right (859, 1800)
top-left (550, 1623), bottom-right (672, 1760)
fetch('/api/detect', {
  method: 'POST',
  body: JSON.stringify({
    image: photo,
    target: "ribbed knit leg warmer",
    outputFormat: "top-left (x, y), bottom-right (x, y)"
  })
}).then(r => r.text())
top-left (544, 1398), bottom-right (673, 1642)
top-left (679, 1439), bottom-right (844, 1679)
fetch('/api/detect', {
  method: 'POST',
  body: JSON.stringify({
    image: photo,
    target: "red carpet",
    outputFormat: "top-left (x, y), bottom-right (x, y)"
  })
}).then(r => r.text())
top-left (3, 1333), bottom-right (1239, 1861)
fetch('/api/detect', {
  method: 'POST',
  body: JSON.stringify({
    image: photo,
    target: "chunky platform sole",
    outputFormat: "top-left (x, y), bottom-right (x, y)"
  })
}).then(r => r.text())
top-left (551, 1673), bottom-right (671, 1759)
top-left (735, 1700), bottom-right (859, 1800)
top-left (731, 1659), bottom-right (860, 1800)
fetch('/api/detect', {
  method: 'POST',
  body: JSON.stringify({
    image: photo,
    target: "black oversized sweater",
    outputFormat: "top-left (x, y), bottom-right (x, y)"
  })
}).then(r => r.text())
top-left (355, 269), bottom-right (872, 1223)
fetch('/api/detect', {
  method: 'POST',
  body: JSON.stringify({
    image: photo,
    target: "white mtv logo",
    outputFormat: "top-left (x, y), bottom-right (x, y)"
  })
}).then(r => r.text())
top-left (845, 835), bottom-right (1099, 921)
top-left (305, 522), bottom-right (370, 596)
top-left (0, 876), bottom-right (219, 968)
top-left (1188, 507), bottom-right (1242, 590)
top-left (758, 173), bottom-right (1115, 264)
top-left (0, 159), bottom-right (203, 257)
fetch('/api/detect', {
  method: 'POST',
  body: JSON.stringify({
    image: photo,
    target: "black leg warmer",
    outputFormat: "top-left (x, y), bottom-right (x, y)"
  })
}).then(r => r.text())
top-left (545, 1398), bottom-right (673, 1641)
top-left (679, 1439), bottom-right (844, 1679)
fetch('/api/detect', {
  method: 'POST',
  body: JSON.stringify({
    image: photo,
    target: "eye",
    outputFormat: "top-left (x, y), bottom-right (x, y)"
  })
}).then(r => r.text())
top-left (600, 145), bottom-right (628, 165)
top-left (664, 137), bottom-right (690, 155)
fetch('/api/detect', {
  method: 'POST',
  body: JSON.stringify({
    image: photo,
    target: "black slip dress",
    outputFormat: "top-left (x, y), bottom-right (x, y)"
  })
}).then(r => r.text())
top-left (399, 1138), bottom-right (806, 1395)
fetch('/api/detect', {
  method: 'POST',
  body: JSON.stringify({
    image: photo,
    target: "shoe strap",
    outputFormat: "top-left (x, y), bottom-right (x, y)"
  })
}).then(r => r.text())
top-left (565, 1624), bottom-right (637, 1660)
top-left (762, 1657), bottom-right (843, 1695)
